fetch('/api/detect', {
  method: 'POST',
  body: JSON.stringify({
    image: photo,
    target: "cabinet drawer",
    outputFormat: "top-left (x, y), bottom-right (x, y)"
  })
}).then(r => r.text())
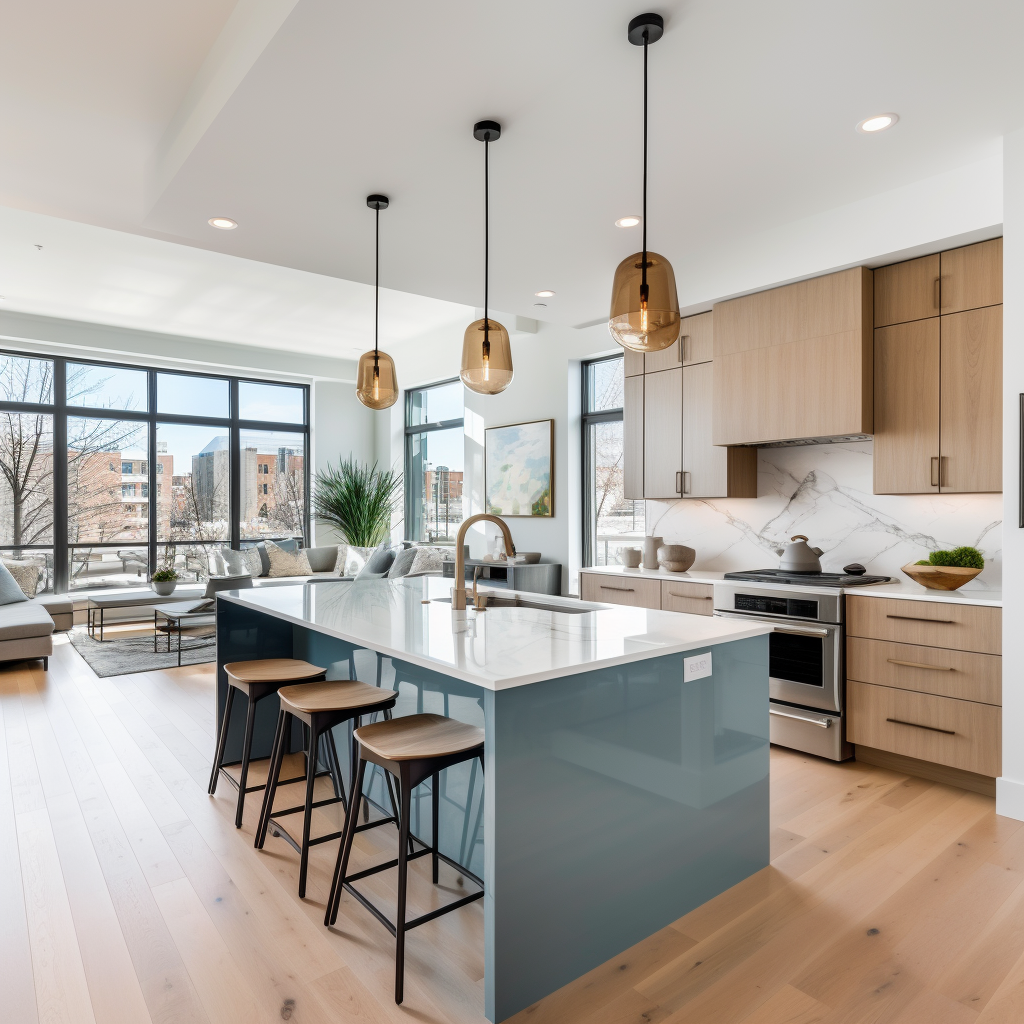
top-left (580, 574), bottom-right (661, 609)
top-left (847, 681), bottom-right (1000, 777)
top-left (846, 596), bottom-right (1000, 655)
top-left (846, 637), bottom-right (1001, 705)
top-left (661, 581), bottom-right (713, 615)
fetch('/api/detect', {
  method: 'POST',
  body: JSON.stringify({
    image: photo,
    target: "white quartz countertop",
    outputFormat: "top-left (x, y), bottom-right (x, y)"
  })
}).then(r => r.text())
top-left (577, 564), bottom-right (1001, 606)
top-left (218, 576), bottom-right (772, 690)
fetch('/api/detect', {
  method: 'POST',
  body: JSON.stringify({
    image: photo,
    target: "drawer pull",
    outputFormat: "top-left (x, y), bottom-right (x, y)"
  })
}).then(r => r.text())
top-left (670, 592), bottom-right (712, 599)
top-left (600, 586), bottom-right (635, 593)
top-left (885, 614), bottom-right (955, 624)
top-left (886, 717), bottom-right (956, 736)
top-left (886, 658), bottom-right (955, 672)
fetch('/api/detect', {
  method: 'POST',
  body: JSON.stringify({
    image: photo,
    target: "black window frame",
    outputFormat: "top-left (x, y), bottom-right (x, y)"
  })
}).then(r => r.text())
top-left (0, 349), bottom-right (310, 593)
top-left (404, 378), bottom-right (464, 544)
top-left (581, 354), bottom-right (628, 569)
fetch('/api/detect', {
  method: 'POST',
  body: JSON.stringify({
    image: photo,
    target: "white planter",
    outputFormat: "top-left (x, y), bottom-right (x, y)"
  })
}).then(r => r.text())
top-left (152, 581), bottom-right (177, 596)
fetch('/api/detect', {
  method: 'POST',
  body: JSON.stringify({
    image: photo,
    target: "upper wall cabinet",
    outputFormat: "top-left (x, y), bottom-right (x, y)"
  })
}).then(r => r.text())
top-left (873, 238), bottom-right (1002, 494)
top-left (623, 349), bottom-right (645, 377)
top-left (712, 268), bottom-right (874, 447)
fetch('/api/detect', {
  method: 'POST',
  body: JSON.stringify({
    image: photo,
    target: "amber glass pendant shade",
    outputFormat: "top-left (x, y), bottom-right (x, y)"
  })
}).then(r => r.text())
top-left (356, 349), bottom-right (398, 410)
top-left (608, 250), bottom-right (680, 352)
top-left (460, 318), bottom-right (513, 394)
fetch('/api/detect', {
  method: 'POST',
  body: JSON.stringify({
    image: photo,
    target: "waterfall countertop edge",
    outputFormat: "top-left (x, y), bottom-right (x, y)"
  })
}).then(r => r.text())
top-left (216, 576), bottom-right (772, 691)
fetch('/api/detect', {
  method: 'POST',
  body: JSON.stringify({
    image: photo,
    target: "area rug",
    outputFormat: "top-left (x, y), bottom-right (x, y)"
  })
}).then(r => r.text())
top-left (68, 628), bottom-right (216, 677)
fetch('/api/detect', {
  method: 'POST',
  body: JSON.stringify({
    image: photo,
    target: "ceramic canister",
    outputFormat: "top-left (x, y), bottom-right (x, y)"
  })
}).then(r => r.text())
top-left (643, 536), bottom-right (662, 570)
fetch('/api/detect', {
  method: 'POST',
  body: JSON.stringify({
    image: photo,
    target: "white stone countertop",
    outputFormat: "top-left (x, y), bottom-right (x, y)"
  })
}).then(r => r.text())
top-left (217, 576), bottom-right (772, 691)
top-left (577, 564), bottom-right (1001, 607)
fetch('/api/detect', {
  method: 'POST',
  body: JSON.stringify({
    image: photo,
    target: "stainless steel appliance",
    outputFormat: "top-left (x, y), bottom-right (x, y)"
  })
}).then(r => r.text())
top-left (713, 572), bottom-right (887, 760)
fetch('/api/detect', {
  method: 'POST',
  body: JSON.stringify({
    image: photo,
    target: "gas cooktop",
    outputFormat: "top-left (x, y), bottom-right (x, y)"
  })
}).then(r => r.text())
top-left (723, 569), bottom-right (893, 588)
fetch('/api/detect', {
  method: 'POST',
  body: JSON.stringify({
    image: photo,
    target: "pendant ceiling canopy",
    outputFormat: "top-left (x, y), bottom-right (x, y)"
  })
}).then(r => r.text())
top-left (608, 13), bottom-right (680, 354)
top-left (461, 120), bottom-right (513, 395)
top-left (356, 194), bottom-right (399, 410)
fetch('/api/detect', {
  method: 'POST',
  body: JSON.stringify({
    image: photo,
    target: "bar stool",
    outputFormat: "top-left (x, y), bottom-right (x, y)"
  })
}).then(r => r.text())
top-left (208, 658), bottom-right (329, 829)
top-left (256, 680), bottom-right (399, 898)
top-left (324, 713), bottom-right (485, 1004)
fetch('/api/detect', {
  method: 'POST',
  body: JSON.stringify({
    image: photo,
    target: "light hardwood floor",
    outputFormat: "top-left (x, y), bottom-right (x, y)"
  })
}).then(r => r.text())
top-left (2, 635), bottom-right (1022, 1024)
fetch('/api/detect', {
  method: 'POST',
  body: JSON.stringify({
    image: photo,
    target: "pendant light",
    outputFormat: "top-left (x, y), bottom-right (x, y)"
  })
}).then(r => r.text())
top-left (461, 120), bottom-right (513, 395)
top-left (608, 13), bottom-right (680, 354)
top-left (356, 194), bottom-right (399, 410)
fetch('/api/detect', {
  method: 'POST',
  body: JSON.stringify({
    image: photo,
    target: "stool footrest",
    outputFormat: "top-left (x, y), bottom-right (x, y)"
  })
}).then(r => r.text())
top-left (268, 793), bottom-right (345, 818)
top-left (340, 876), bottom-right (484, 938)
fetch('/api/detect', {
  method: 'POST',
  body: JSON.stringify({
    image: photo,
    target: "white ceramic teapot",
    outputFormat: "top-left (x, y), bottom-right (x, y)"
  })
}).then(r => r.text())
top-left (779, 534), bottom-right (823, 572)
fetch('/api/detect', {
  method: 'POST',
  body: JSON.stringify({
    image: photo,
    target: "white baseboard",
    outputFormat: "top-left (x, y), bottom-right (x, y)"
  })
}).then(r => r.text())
top-left (996, 777), bottom-right (1024, 821)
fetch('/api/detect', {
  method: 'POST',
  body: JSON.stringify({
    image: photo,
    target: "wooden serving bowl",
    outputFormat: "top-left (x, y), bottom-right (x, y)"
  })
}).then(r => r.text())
top-left (901, 563), bottom-right (982, 591)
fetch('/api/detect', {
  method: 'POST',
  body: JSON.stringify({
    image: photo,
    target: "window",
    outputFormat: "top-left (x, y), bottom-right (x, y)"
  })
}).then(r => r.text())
top-left (582, 356), bottom-right (642, 567)
top-left (405, 380), bottom-right (464, 543)
top-left (0, 352), bottom-right (309, 592)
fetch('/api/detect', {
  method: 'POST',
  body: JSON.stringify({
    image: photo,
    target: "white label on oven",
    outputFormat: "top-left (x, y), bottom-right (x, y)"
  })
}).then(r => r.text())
top-left (684, 651), bottom-right (713, 682)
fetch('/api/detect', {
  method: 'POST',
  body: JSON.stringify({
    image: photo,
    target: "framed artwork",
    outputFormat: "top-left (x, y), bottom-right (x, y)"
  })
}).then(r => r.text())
top-left (484, 418), bottom-right (553, 517)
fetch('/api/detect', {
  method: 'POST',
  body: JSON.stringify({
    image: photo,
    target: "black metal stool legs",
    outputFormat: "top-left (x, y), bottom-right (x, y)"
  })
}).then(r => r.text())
top-left (255, 710), bottom-right (290, 848)
top-left (208, 685), bottom-right (236, 795)
top-left (235, 692), bottom-right (259, 828)
top-left (395, 772), bottom-right (413, 1004)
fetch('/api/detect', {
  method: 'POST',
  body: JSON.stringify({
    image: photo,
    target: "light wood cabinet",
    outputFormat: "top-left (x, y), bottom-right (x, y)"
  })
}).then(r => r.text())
top-left (847, 596), bottom-right (1001, 656)
top-left (643, 367), bottom-right (683, 498)
top-left (623, 374), bottom-right (645, 499)
top-left (579, 573), bottom-right (661, 608)
top-left (681, 311), bottom-right (714, 365)
top-left (644, 337), bottom-right (680, 373)
top-left (660, 580), bottom-right (714, 615)
top-left (874, 254), bottom-right (940, 327)
top-left (712, 267), bottom-right (873, 446)
top-left (940, 238), bottom-right (1002, 315)
top-left (623, 349), bottom-right (645, 377)
top-left (682, 361), bottom-right (756, 498)
top-left (873, 319), bottom-right (940, 494)
top-left (939, 306), bottom-right (1002, 492)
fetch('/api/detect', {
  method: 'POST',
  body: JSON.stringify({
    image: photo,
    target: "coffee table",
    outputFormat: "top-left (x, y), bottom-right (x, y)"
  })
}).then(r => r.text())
top-left (153, 600), bottom-right (217, 666)
top-left (87, 588), bottom-right (204, 641)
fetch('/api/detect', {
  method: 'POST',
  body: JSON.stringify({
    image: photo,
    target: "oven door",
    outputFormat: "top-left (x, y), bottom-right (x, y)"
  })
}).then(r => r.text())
top-left (714, 612), bottom-right (842, 713)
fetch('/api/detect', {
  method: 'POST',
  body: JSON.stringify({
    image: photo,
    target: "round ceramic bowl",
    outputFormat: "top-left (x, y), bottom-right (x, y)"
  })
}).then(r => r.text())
top-left (900, 563), bottom-right (982, 591)
top-left (657, 544), bottom-right (696, 573)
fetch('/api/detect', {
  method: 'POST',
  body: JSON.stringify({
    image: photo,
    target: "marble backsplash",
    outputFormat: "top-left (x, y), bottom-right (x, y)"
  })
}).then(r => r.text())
top-left (645, 441), bottom-right (1003, 586)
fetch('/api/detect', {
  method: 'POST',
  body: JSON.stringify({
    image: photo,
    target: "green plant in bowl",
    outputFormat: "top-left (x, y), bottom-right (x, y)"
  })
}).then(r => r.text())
top-left (152, 568), bottom-right (179, 582)
top-left (914, 546), bottom-right (985, 569)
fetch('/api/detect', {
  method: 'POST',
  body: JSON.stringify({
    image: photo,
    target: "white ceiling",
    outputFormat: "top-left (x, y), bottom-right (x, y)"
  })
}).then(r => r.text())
top-left (0, 0), bottom-right (1021, 343)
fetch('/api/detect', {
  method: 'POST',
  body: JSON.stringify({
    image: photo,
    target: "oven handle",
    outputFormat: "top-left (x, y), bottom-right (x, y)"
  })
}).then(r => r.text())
top-left (770, 707), bottom-right (834, 728)
top-left (773, 625), bottom-right (831, 637)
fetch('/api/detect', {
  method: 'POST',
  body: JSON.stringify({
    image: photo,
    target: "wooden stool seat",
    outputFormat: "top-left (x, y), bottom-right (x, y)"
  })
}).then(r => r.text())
top-left (355, 713), bottom-right (485, 762)
top-left (278, 681), bottom-right (398, 716)
top-left (224, 658), bottom-right (325, 687)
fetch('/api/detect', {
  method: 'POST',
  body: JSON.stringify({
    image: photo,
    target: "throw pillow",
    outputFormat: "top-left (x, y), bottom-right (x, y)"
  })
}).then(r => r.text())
top-left (386, 547), bottom-right (418, 579)
top-left (255, 542), bottom-right (271, 576)
top-left (408, 546), bottom-right (446, 576)
top-left (276, 538), bottom-right (300, 553)
top-left (242, 546), bottom-right (265, 578)
top-left (343, 546), bottom-right (376, 576)
top-left (354, 544), bottom-right (395, 582)
top-left (2, 558), bottom-right (41, 597)
top-left (330, 544), bottom-right (351, 576)
top-left (0, 562), bottom-right (29, 605)
top-left (265, 539), bottom-right (312, 577)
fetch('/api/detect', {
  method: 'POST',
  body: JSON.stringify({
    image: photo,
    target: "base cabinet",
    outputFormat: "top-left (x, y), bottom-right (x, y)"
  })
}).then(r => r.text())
top-left (579, 571), bottom-right (713, 614)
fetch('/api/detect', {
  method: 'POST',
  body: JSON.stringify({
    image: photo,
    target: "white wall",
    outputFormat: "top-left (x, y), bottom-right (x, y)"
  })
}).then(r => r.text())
top-left (999, 130), bottom-right (1024, 822)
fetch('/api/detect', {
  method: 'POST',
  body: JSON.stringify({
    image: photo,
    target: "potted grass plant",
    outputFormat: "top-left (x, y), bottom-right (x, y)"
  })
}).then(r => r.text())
top-left (151, 567), bottom-right (179, 596)
top-left (312, 458), bottom-right (402, 547)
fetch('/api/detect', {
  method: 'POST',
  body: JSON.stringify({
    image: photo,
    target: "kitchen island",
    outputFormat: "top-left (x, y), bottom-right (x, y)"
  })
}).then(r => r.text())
top-left (216, 577), bottom-right (772, 1021)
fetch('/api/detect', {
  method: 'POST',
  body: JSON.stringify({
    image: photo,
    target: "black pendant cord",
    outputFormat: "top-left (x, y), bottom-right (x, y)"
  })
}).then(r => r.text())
top-left (484, 137), bottom-right (490, 349)
top-left (641, 30), bottom-right (648, 301)
top-left (374, 204), bottom-right (380, 368)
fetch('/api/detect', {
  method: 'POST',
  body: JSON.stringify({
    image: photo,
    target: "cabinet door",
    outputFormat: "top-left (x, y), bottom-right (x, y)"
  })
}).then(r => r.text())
top-left (873, 319), bottom-right (939, 494)
top-left (643, 367), bottom-right (683, 498)
top-left (623, 349), bottom-right (645, 377)
top-left (940, 238), bottom-right (1002, 315)
top-left (623, 374), bottom-right (644, 499)
top-left (874, 254), bottom-right (939, 327)
top-left (644, 337), bottom-right (680, 373)
top-left (580, 573), bottom-right (661, 608)
top-left (682, 360), bottom-right (725, 497)
top-left (940, 306), bottom-right (1002, 492)
top-left (681, 311), bottom-right (714, 365)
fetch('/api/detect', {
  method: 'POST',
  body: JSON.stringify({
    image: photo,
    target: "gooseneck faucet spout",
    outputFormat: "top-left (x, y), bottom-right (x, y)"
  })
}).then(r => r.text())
top-left (451, 513), bottom-right (516, 611)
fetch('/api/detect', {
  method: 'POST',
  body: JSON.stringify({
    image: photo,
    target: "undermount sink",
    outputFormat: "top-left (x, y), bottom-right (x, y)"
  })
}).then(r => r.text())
top-left (432, 595), bottom-right (595, 615)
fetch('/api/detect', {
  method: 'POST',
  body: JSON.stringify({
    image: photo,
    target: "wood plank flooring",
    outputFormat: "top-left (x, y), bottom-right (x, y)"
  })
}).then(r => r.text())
top-left (1, 634), bottom-right (1021, 1023)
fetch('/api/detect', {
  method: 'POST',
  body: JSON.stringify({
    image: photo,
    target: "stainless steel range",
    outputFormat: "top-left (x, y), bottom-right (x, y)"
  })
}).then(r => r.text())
top-left (713, 569), bottom-right (891, 761)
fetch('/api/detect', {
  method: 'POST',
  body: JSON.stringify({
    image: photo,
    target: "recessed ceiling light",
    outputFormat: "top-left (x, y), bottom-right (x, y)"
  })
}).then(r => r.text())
top-left (535, 290), bottom-right (555, 298)
top-left (615, 216), bottom-right (641, 228)
top-left (208, 217), bottom-right (237, 229)
top-left (856, 113), bottom-right (898, 134)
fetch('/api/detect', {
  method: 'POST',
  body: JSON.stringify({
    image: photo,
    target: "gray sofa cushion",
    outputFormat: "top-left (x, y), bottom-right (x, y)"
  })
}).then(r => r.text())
top-left (275, 538), bottom-right (300, 553)
top-left (386, 547), bottom-right (418, 579)
top-left (0, 562), bottom-right (28, 605)
top-left (0, 600), bottom-right (56, 640)
top-left (30, 594), bottom-right (73, 630)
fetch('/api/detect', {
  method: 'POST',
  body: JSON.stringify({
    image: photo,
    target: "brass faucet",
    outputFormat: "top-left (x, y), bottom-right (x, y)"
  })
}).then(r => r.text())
top-left (451, 513), bottom-right (517, 610)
